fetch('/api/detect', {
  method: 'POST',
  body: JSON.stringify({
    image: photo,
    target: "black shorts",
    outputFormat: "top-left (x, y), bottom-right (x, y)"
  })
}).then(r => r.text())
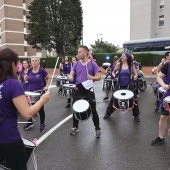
top-left (161, 107), bottom-right (169, 116)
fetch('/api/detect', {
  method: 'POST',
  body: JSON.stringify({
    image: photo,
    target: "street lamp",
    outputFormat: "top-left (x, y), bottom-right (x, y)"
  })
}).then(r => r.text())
top-left (97, 33), bottom-right (102, 40)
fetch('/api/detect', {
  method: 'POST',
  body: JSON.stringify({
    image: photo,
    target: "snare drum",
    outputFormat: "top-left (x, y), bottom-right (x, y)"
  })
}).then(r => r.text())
top-left (102, 79), bottom-right (113, 92)
top-left (73, 99), bottom-right (91, 121)
top-left (56, 76), bottom-right (68, 87)
top-left (0, 138), bottom-right (36, 170)
top-left (25, 91), bottom-right (41, 104)
top-left (158, 87), bottom-right (166, 101)
top-left (22, 137), bottom-right (36, 163)
top-left (62, 84), bottom-right (76, 98)
top-left (113, 90), bottom-right (134, 111)
top-left (163, 96), bottom-right (170, 112)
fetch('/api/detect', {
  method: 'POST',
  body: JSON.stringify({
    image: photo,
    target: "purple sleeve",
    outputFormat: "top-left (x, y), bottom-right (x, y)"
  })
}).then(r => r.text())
top-left (92, 61), bottom-right (100, 74)
top-left (41, 68), bottom-right (48, 77)
top-left (10, 79), bottom-right (25, 99)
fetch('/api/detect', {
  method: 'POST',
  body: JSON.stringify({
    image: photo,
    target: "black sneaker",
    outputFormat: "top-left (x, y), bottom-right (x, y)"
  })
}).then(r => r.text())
top-left (96, 129), bottom-right (101, 138)
top-left (154, 108), bottom-right (159, 114)
top-left (103, 97), bottom-right (109, 101)
top-left (151, 137), bottom-right (165, 146)
top-left (103, 113), bottom-right (111, 119)
top-left (65, 104), bottom-right (71, 108)
top-left (70, 127), bottom-right (79, 135)
top-left (134, 116), bottom-right (140, 122)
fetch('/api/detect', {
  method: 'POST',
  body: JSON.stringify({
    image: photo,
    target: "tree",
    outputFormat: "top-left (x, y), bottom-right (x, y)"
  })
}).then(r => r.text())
top-left (26, 0), bottom-right (83, 56)
top-left (90, 39), bottom-right (118, 53)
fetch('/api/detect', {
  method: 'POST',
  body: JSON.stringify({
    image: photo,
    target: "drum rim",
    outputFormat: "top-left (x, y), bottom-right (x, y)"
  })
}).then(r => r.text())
top-left (164, 96), bottom-right (170, 102)
top-left (22, 137), bottom-right (36, 148)
top-left (73, 99), bottom-right (89, 112)
top-left (63, 84), bottom-right (76, 87)
top-left (25, 91), bottom-right (41, 96)
top-left (158, 86), bottom-right (166, 92)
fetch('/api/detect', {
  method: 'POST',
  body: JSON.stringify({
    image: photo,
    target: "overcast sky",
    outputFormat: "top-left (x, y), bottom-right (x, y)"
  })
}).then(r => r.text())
top-left (81, 0), bottom-right (130, 48)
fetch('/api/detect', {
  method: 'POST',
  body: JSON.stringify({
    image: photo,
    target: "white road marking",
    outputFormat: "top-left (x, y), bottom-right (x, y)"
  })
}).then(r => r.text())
top-left (36, 114), bottom-right (73, 146)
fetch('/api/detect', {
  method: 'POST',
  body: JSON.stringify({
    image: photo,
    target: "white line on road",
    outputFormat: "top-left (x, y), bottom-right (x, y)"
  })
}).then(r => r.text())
top-left (36, 114), bottom-right (73, 146)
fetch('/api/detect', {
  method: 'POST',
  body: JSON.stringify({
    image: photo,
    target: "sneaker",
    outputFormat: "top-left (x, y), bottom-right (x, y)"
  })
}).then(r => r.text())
top-left (96, 129), bottom-right (101, 138)
top-left (65, 104), bottom-right (71, 108)
top-left (151, 137), bottom-right (165, 146)
top-left (134, 116), bottom-right (140, 122)
top-left (103, 97), bottom-right (109, 101)
top-left (70, 127), bottom-right (79, 135)
top-left (154, 108), bottom-right (159, 114)
top-left (40, 124), bottom-right (45, 132)
top-left (23, 123), bottom-right (33, 130)
top-left (103, 113), bottom-right (111, 119)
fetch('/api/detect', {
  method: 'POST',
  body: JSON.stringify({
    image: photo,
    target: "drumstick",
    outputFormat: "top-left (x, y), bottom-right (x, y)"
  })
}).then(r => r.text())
top-left (48, 57), bottom-right (59, 92)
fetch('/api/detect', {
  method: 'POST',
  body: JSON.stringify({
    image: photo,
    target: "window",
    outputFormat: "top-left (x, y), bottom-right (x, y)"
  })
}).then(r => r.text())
top-left (159, 15), bottom-right (164, 27)
top-left (160, 0), bottom-right (164, 9)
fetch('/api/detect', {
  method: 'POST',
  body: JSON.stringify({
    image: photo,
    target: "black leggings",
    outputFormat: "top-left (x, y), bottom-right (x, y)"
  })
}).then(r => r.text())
top-left (28, 105), bottom-right (45, 125)
top-left (72, 90), bottom-right (100, 130)
top-left (0, 139), bottom-right (27, 170)
top-left (106, 85), bottom-right (140, 116)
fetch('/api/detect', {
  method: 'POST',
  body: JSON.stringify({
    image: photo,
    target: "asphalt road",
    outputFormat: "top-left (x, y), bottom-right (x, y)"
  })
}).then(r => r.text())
top-left (16, 76), bottom-right (170, 170)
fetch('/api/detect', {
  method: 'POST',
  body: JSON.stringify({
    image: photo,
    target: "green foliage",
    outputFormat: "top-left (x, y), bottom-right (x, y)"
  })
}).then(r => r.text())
top-left (90, 39), bottom-right (118, 53)
top-left (26, 0), bottom-right (83, 56)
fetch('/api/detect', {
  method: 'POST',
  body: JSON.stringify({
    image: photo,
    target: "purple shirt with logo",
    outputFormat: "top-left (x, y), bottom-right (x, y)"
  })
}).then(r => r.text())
top-left (28, 68), bottom-right (47, 91)
top-left (72, 60), bottom-right (100, 84)
top-left (0, 77), bottom-right (25, 144)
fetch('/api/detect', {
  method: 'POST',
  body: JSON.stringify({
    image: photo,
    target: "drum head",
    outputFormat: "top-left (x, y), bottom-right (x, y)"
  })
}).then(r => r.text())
top-left (63, 84), bottom-right (76, 88)
top-left (22, 138), bottom-right (36, 148)
top-left (113, 90), bottom-right (134, 100)
top-left (158, 87), bottom-right (166, 92)
top-left (56, 76), bottom-right (67, 80)
top-left (164, 96), bottom-right (170, 103)
top-left (73, 100), bottom-right (89, 112)
top-left (25, 91), bottom-right (41, 96)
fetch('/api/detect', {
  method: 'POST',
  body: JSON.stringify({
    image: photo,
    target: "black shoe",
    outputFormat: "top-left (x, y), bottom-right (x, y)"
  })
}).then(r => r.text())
top-left (134, 116), bottom-right (140, 122)
top-left (65, 104), bottom-right (71, 108)
top-left (103, 113), bottom-right (111, 119)
top-left (154, 108), bottom-right (159, 114)
top-left (103, 97), bottom-right (109, 101)
top-left (151, 137), bottom-right (165, 146)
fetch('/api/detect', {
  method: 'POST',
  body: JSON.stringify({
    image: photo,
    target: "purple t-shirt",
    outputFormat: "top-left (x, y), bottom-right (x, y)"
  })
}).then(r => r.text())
top-left (62, 63), bottom-right (71, 75)
top-left (0, 77), bottom-right (25, 144)
top-left (72, 60), bottom-right (100, 84)
top-left (28, 67), bottom-right (47, 91)
top-left (19, 69), bottom-right (29, 90)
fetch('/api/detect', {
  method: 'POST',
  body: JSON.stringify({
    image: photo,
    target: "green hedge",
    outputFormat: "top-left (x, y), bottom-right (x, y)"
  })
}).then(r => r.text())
top-left (19, 53), bottom-right (164, 68)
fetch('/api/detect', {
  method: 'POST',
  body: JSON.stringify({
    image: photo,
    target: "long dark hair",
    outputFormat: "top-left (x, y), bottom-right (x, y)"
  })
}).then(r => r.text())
top-left (0, 48), bottom-right (19, 82)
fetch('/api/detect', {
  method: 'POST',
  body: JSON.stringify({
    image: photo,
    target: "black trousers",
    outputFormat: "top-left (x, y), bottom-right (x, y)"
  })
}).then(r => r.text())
top-left (0, 139), bottom-right (27, 170)
top-left (106, 85), bottom-right (140, 116)
top-left (72, 90), bottom-right (100, 130)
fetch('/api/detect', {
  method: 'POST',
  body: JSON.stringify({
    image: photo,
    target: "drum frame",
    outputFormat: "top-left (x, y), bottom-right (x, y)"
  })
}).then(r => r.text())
top-left (102, 78), bottom-right (114, 92)
top-left (158, 87), bottom-right (166, 101)
top-left (113, 90), bottom-right (134, 111)
top-left (62, 84), bottom-right (75, 98)
top-left (73, 99), bottom-right (92, 122)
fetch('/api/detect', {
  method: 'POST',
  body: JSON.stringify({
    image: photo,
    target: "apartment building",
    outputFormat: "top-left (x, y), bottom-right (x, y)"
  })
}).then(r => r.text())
top-left (123, 0), bottom-right (170, 53)
top-left (0, 0), bottom-right (42, 57)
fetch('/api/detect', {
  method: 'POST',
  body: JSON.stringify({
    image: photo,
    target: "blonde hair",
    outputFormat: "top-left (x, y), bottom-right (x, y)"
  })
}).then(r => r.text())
top-left (31, 56), bottom-right (40, 62)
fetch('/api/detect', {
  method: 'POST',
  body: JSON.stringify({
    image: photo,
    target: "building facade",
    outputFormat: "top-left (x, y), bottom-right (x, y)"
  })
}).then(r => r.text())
top-left (123, 0), bottom-right (170, 53)
top-left (0, 0), bottom-right (42, 57)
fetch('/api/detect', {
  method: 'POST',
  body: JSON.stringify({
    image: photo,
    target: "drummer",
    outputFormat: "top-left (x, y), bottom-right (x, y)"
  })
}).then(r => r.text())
top-left (67, 45), bottom-right (101, 138)
top-left (103, 56), bottom-right (119, 101)
top-left (23, 56), bottom-right (51, 132)
top-left (103, 52), bottom-right (140, 122)
top-left (153, 52), bottom-right (170, 113)
top-left (0, 48), bottom-right (50, 170)
top-left (65, 56), bottom-right (78, 108)
top-left (151, 59), bottom-right (170, 146)
top-left (58, 56), bottom-right (71, 94)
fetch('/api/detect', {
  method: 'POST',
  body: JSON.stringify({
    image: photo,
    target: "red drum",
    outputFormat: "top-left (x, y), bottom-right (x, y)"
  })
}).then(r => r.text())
top-left (56, 76), bottom-right (68, 87)
top-left (158, 87), bottom-right (166, 101)
top-left (73, 99), bottom-right (92, 121)
top-left (163, 96), bottom-right (170, 112)
top-left (102, 79), bottom-right (113, 92)
top-left (113, 90), bottom-right (134, 111)
top-left (62, 84), bottom-right (76, 98)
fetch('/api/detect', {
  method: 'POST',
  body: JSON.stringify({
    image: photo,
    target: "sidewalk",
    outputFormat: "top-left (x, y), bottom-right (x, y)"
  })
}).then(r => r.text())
top-left (46, 66), bottom-right (154, 77)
